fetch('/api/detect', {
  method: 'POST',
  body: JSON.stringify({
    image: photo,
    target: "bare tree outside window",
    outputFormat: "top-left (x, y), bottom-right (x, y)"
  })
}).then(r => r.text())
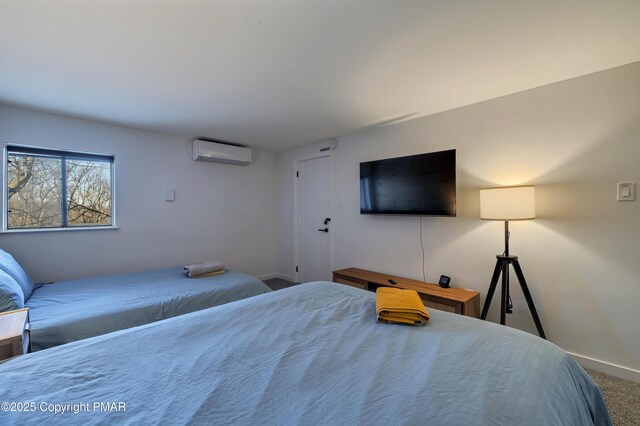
top-left (5, 147), bottom-right (113, 230)
top-left (67, 160), bottom-right (112, 226)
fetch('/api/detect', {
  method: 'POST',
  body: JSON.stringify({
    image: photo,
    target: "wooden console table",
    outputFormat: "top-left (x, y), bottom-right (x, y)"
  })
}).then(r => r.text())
top-left (332, 267), bottom-right (480, 318)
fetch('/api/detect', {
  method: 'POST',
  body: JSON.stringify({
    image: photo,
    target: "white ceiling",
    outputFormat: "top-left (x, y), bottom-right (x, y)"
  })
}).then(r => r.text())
top-left (1, 1), bottom-right (639, 152)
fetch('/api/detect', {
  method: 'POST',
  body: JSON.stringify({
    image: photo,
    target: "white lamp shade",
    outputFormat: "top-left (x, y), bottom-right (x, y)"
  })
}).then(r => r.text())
top-left (480, 186), bottom-right (535, 220)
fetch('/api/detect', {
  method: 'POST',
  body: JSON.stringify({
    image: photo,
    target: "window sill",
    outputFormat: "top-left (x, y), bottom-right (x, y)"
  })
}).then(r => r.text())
top-left (1, 226), bottom-right (120, 234)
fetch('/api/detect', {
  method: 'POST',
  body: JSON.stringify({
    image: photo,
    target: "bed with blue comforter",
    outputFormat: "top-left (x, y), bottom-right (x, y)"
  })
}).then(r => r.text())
top-left (26, 267), bottom-right (271, 350)
top-left (0, 282), bottom-right (610, 425)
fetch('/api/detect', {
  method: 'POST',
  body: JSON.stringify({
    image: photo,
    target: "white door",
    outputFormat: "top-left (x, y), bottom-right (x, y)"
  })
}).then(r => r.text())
top-left (296, 156), bottom-right (331, 283)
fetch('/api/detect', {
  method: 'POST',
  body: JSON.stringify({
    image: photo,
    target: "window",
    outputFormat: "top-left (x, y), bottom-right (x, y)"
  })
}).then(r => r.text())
top-left (4, 145), bottom-right (115, 231)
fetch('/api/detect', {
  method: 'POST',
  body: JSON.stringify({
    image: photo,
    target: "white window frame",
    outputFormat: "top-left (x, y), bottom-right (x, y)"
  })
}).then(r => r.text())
top-left (2, 143), bottom-right (118, 233)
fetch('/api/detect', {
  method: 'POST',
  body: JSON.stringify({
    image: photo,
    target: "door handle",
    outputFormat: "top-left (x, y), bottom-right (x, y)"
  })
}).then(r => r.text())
top-left (318, 228), bottom-right (329, 233)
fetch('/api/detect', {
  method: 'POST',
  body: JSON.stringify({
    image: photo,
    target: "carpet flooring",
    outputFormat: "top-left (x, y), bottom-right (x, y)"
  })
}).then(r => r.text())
top-left (262, 278), bottom-right (639, 425)
top-left (587, 369), bottom-right (640, 425)
top-left (263, 277), bottom-right (300, 291)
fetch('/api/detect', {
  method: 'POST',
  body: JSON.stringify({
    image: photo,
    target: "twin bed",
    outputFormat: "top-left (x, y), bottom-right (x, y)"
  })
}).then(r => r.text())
top-left (0, 282), bottom-right (611, 425)
top-left (25, 267), bottom-right (270, 350)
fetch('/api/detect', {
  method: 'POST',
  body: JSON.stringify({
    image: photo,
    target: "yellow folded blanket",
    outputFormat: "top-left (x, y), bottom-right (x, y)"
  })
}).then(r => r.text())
top-left (193, 269), bottom-right (226, 278)
top-left (376, 287), bottom-right (430, 326)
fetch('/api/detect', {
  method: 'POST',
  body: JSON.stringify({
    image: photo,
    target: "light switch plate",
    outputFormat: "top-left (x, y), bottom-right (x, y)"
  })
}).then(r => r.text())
top-left (617, 182), bottom-right (635, 201)
top-left (164, 188), bottom-right (175, 202)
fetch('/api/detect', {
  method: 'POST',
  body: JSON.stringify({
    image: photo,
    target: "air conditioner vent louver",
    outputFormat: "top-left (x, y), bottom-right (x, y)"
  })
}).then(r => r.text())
top-left (192, 140), bottom-right (252, 165)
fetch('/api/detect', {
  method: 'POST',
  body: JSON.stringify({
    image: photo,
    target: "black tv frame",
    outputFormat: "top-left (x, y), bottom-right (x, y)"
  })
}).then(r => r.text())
top-left (359, 149), bottom-right (456, 217)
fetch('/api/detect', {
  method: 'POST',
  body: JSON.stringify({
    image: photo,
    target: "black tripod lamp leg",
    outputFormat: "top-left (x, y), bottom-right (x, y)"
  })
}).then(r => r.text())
top-left (500, 261), bottom-right (509, 325)
top-left (512, 260), bottom-right (547, 339)
top-left (480, 259), bottom-right (503, 320)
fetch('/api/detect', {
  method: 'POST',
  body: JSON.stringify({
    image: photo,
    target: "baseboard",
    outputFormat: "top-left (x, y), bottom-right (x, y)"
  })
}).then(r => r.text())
top-left (276, 273), bottom-right (296, 282)
top-left (567, 352), bottom-right (640, 383)
top-left (255, 273), bottom-right (296, 282)
top-left (255, 273), bottom-right (279, 281)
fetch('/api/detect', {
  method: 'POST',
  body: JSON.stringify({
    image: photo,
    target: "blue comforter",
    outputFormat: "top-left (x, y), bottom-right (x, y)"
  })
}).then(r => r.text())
top-left (1, 282), bottom-right (610, 425)
top-left (25, 267), bottom-right (271, 350)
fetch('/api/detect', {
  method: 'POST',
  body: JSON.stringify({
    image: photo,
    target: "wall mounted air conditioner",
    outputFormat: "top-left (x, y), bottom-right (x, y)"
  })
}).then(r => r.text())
top-left (192, 140), bottom-right (252, 165)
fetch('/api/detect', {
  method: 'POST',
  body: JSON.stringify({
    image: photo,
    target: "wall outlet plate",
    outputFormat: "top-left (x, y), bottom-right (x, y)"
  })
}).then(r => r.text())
top-left (617, 183), bottom-right (635, 201)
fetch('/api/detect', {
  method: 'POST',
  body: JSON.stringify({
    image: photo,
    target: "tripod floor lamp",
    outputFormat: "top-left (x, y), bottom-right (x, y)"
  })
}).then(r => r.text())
top-left (479, 186), bottom-right (546, 339)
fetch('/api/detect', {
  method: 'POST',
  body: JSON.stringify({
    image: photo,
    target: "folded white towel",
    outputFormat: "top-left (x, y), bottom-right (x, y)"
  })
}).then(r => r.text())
top-left (184, 261), bottom-right (225, 278)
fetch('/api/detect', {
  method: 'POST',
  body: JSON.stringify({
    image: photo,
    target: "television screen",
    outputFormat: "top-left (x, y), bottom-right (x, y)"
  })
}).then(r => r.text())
top-left (360, 149), bottom-right (456, 216)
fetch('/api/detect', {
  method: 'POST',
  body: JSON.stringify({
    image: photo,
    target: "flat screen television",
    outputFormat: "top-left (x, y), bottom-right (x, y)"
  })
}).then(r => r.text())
top-left (360, 149), bottom-right (456, 216)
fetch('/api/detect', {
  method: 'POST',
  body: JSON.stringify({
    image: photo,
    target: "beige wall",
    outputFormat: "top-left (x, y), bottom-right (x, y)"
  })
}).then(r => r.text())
top-left (277, 62), bottom-right (640, 379)
top-left (0, 106), bottom-right (279, 282)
